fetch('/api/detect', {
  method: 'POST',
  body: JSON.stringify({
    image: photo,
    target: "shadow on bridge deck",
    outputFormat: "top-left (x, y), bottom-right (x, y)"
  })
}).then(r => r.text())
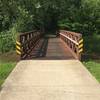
top-left (25, 35), bottom-right (75, 60)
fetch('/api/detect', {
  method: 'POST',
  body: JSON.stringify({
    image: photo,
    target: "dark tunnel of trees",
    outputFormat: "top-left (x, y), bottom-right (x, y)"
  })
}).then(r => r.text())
top-left (0, 0), bottom-right (100, 52)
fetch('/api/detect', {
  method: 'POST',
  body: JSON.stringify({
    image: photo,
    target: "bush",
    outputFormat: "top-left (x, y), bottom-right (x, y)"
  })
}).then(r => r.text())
top-left (0, 31), bottom-right (15, 53)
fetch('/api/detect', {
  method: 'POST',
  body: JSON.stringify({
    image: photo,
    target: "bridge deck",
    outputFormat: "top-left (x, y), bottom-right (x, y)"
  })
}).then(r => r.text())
top-left (26, 36), bottom-right (75, 60)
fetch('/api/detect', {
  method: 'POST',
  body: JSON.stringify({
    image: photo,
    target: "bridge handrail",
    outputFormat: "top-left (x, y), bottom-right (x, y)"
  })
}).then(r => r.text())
top-left (59, 33), bottom-right (79, 45)
top-left (60, 30), bottom-right (82, 37)
top-left (19, 30), bottom-right (37, 36)
top-left (16, 30), bottom-right (42, 59)
top-left (59, 30), bottom-right (83, 60)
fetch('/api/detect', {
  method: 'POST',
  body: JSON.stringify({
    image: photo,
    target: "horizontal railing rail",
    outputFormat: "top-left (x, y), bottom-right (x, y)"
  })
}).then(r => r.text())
top-left (16, 30), bottom-right (43, 59)
top-left (59, 30), bottom-right (83, 60)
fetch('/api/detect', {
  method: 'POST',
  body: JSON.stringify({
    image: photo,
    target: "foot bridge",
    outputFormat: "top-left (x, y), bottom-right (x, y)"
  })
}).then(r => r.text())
top-left (16, 30), bottom-right (83, 60)
top-left (1, 30), bottom-right (100, 100)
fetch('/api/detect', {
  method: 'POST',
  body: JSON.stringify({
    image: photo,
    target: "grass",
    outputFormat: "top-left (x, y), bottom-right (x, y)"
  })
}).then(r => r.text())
top-left (0, 62), bottom-right (16, 86)
top-left (83, 34), bottom-right (100, 82)
top-left (0, 51), bottom-right (19, 87)
top-left (83, 60), bottom-right (100, 82)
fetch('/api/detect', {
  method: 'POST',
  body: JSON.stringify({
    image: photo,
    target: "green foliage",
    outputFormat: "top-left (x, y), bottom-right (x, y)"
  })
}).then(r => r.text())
top-left (0, 0), bottom-right (100, 53)
top-left (0, 31), bottom-right (15, 53)
top-left (83, 34), bottom-right (100, 54)
top-left (0, 62), bottom-right (16, 86)
top-left (83, 60), bottom-right (100, 82)
top-left (58, 0), bottom-right (100, 35)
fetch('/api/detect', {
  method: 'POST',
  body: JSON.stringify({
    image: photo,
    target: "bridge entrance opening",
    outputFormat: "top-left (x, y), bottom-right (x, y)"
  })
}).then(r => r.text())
top-left (24, 35), bottom-right (75, 60)
top-left (16, 30), bottom-right (83, 60)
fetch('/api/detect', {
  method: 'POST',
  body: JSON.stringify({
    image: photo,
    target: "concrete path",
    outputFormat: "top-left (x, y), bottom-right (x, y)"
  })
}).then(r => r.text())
top-left (0, 60), bottom-right (100, 100)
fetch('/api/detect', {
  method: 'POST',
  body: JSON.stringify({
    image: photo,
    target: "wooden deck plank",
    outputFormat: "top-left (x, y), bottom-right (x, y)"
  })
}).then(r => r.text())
top-left (25, 36), bottom-right (75, 60)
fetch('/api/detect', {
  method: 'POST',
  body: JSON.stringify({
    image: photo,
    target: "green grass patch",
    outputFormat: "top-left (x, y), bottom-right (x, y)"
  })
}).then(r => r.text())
top-left (83, 60), bottom-right (100, 82)
top-left (0, 52), bottom-right (18, 87)
top-left (83, 34), bottom-right (100, 82)
top-left (0, 62), bottom-right (16, 86)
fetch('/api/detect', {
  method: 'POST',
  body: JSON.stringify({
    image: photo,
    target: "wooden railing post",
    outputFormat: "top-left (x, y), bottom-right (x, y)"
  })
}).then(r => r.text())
top-left (16, 35), bottom-right (22, 60)
top-left (77, 36), bottom-right (83, 60)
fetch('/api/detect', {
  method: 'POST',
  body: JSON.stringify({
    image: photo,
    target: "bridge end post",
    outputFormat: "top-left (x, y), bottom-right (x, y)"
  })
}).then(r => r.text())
top-left (77, 36), bottom-right (83, 60)
top-left (16, 35), bottom-right (23, 60)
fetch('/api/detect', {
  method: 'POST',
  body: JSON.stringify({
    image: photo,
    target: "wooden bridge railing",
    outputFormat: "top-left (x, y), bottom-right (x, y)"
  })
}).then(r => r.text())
top-left (16, 30), bottom-right (43, 59)
top-left (59, 30), bottom-right (83, 60)
top-left (16, 29), bottom-right (83, 60)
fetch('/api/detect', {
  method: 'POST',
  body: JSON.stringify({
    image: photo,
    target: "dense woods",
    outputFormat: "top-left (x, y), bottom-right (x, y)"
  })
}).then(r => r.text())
top-left (0, 0), bottom-right (100, 53)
